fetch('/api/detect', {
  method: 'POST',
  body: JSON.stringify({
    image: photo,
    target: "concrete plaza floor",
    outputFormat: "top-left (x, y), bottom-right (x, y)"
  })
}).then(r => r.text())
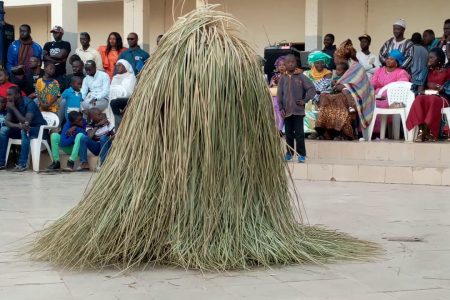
top-left (1, 172), bottom-right (449, 300)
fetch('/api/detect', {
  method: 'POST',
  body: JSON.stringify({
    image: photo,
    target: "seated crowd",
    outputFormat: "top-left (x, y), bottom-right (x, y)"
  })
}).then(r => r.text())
top-left (0, 24), bottom-right (159, 171)
top-left (1, 18), bottom-right (450, 170)
top-left (272, 18), bottom-right (450, 162)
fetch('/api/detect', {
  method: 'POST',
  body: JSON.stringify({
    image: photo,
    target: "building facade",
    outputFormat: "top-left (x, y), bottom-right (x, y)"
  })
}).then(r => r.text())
top-left (4, 0), bottom-right (450, 57)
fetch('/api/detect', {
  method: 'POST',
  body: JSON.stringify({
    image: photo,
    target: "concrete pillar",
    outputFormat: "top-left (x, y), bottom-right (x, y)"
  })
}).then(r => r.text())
top-left (124, 0), bottom-right (150, 52)
top-left (51, 0), bottom-right (77, 54)
top-left (304, 0), bottom-right (322, 51)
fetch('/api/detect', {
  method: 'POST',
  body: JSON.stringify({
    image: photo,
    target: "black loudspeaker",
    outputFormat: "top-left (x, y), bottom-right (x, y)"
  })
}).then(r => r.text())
top-left (264, 46), bottom-right (304, 82)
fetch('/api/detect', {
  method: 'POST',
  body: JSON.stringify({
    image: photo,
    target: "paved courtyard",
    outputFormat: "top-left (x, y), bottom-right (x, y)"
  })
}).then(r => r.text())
top-left (1, 172), bottom-right (449, 300)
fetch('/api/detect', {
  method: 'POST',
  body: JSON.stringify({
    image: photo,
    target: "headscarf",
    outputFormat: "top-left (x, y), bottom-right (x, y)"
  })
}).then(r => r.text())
top-left (274, 56), bottom-right (286, 71)
top-left (388, 49), bottom-right (405, 66)
top-left (335, 39), bottom-right (358, 62)
top-left (306, 51), bottom-right (332, 81)
top-left (111, 59), bottom-right (136, 97)
top-left (307, 51), bottom-right (332, 68)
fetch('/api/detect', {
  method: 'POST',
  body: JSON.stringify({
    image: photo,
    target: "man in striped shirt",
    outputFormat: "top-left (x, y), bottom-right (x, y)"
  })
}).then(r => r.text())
top-left (379, 19), bottom-right (414, 73)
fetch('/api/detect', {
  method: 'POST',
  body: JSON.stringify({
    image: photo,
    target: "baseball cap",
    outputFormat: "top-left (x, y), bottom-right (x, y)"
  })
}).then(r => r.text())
top-left (50, 26), bottom-right (64, 34)
top-left (358, 34), bottom-right (372, 43)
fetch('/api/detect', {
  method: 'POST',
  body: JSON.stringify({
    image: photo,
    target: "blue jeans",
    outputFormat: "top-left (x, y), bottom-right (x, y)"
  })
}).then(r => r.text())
top-left (0, 126), bottom-right (40, 167)
top-left (79, 135), bottom-right (111, 165)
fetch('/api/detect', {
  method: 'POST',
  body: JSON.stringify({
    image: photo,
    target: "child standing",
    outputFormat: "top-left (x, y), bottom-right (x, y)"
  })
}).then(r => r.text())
top-left (277, 55), bottom-right (316, 163)
top-left (47, 111), bottom-right (87, 171)
top-left (59, 76), bottom-right (83, 122)
top-left (35, 63), bottom-right (60, 113)
top-left (78, 108), bottom-right (114, 170)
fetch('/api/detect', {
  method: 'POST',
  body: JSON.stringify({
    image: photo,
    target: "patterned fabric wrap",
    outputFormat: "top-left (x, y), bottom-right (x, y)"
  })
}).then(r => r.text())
top-left (336, 61), bottom-right (375, 128)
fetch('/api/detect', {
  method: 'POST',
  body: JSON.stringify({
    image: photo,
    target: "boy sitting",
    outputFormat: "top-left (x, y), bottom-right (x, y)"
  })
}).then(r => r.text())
top-left (47, 111), bottom-right (87, 171)
top-left (78, 108), bottom-right (114, 171)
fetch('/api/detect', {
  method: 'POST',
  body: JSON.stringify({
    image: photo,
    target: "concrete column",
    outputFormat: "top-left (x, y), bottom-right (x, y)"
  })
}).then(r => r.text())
top-left (124, 0), bottom-right (150, 52)
top-left (304, 0), bottom-right (322, 51)
top-left (51, 0), bottom-right (77, 54)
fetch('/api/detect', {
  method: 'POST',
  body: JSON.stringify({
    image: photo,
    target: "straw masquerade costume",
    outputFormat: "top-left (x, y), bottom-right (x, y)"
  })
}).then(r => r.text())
top-left (31, 7), bottom-right (378, 270)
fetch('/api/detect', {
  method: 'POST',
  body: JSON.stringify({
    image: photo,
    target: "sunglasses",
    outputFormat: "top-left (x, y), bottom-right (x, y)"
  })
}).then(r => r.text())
top-left (127, 38), bottom-right (136, 40)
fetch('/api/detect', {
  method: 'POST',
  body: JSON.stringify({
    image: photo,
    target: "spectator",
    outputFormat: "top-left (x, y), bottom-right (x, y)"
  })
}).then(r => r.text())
top-left (277, 54), bottom-right (315, 163)
top-left (0, 86), bottom-right (47, 171)
top-left (371, 50), bottom-right (411, 97)
top-left (370, 50), bottom-right (410, 136)
top-left (322, 34), bottom-right (337, 70)
top-left (6, 24), bottom-right (42, 74)
top-left (47, 110), bottom-right (87, 171)
top-left (11, 57), bottom-right (45, 98)
top-left (80, 60), bottom-right (110, 112)
top-left (98, 32), bottom-right (127, 79)
top-left (356, 34), bottom-right (380, 79)
top-left (61, 58), bottom-right (85, 92)
top-left (439, 19), bottom-right (450, 65)
top-left (423, 29), bottom-right (440, 51)
top-left (119, 32), bottom-right (150, 75)
top-left (78, 107), bottom-right (114, 171)
top-left (58, 76), bottom-right (83, 123)
top-left (75, 32), bottom-right (103, 70)
top-left (407, 48), bottom-right (450, 142)
top-left (43, 26), bottom-right (71, 82)
top-left (109, 59), bottom-right (136, 128)
top-left (316, 39), bottom-right (375, 141)
top-left (35, 63), bottom-right (60, 113)
top-left (410, 32), bottom-right (429, 89)
top-left (269, 56), bottom-right (286, 133)
top-left (303, 51), bottom-right (333, 138)
top-left (0, 69), bottom-right (21, 99)
top-left (379, 19), bottom-right (414, 72)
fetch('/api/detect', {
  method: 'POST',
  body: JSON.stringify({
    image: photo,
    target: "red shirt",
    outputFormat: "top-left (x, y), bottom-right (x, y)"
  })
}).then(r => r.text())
top-left (0, 82), bottom-right (25, 98)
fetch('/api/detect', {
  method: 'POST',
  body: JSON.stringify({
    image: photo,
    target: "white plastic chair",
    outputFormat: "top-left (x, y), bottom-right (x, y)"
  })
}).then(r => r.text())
top-left (442, 107), bottom-right (450, 128)
top-left (29, 112), bottom-right (60, 171)
top-left (5, 138), bottom-right (22, 167)
top-left (368, 81), bottom-right (414, 141)
top-left (5, 112), bottom-right (59, 171)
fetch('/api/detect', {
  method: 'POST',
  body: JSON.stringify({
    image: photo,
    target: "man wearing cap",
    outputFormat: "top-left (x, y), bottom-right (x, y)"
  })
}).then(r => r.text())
top-left (6, 24), bottom-right (42, 74)
top-left (43, 26), bottom-right (71, 82)
top-left (379, 19), bottom-right (414, 72)
top-left (356, 34), bottom-right (380, 79)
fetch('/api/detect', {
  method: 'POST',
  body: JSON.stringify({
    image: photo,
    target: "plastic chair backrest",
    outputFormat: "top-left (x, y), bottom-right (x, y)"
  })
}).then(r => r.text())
top-left (386, 81), bottom-right (413, 106)
top-left (41, 111), bottom-right (60, 128)
top-left (109, 85), bottom-right (128, 100)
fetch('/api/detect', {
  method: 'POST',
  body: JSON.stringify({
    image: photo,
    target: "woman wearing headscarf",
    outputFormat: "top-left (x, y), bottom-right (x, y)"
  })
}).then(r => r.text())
top-left (315, 39), bottom-right (375, 140)
top-left (370, 50), bottom-right (411, 136)
top-left (303, 51), bottom-right (333, 137)
top-left (407, 48), bottom-right (450, 142)
top-left (109, 59), bottom-right (137, 128)
top-left (269, 56), bottom-right (286, 133)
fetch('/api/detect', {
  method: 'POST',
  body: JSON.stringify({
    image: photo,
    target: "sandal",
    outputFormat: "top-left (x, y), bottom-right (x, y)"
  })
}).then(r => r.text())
top-left (415, 131), bottom-right (425, 142)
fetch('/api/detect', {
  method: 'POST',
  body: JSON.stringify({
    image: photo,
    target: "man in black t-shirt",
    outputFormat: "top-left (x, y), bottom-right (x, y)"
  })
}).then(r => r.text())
top-left (43, 26), bottom-right (71, 82)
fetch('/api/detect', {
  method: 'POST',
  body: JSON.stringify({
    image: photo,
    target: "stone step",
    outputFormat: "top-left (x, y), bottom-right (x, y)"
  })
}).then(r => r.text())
top-left (289, 158), bottom-right (450, 186)
top-left (305, 140), bottom-right (450, 163)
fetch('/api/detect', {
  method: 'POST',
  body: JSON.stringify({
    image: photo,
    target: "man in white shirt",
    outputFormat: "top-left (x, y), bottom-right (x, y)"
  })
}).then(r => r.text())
top-left (356, 34), bottom-right (380, 79)
top-left (80, 60), bottom-right (110, 112)
top-left (75, 32), bottom-right (103, 71)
